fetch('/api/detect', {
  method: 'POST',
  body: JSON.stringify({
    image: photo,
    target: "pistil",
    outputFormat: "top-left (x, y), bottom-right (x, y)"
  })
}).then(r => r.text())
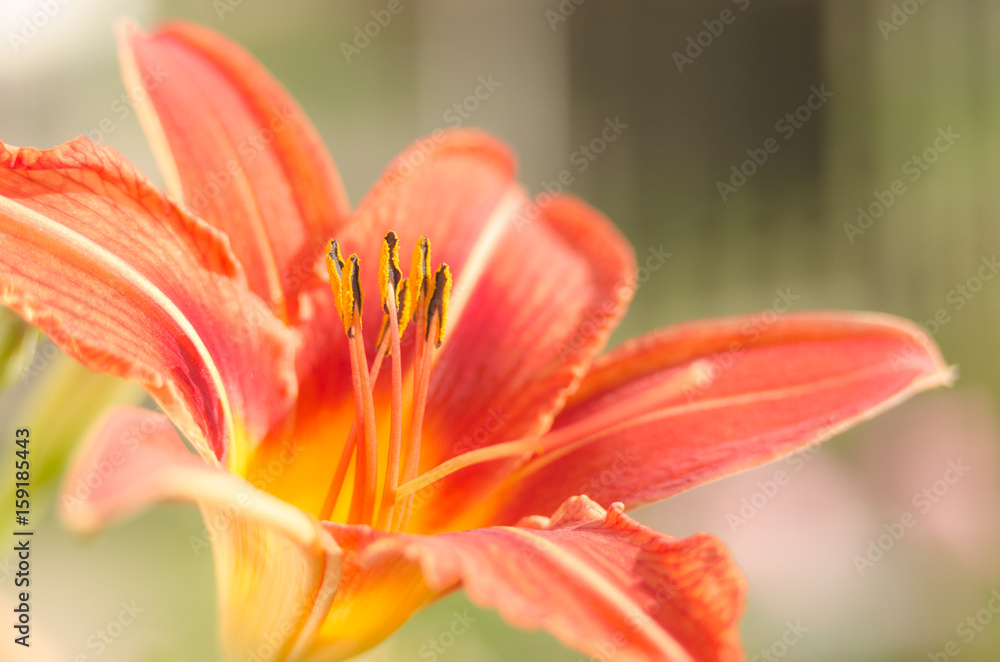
top-left (376, 233), bottom-right (409, 529)
top-left (323, 243), bottom-right (380, 525)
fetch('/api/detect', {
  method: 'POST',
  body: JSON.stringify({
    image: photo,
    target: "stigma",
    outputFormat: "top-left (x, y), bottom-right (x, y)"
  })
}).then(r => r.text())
top-left (320, 232), bottom-right (451, 531)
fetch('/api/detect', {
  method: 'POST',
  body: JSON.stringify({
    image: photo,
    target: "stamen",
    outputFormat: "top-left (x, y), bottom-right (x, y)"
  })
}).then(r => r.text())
top-left (377, 232), bottom-right (405, 529)
top-left (398, 238), bottom-right (431, 481)
top-left (393, 264), bottom-right (451, 532)
top-left (339, 254), bottom-right (380, 525)
top-left (394, 438), bottom-right (538, 501)
top-left (393, 328), bottom-right (433, 531)
top-left (321, 234), bottom-right (457, 531)
top-left (318, 332), bottom-right (389, 522)
top-left (321, 240), bottom-right (358, 522)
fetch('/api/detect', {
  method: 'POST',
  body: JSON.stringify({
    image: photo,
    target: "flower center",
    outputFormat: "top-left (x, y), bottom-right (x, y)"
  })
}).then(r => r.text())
top-left (319, 232), bottom-right (451, 532)
top-left (314, 231), bottom-right (715, 533)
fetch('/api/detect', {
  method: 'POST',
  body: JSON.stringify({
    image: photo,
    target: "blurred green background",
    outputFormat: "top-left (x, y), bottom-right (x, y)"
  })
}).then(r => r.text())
top-left (2, 0), bottom-right (1000, 660)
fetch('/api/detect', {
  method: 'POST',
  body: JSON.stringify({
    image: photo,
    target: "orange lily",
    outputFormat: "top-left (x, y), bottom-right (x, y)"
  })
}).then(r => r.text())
top-left (0, 21), bottom-right (952, 662)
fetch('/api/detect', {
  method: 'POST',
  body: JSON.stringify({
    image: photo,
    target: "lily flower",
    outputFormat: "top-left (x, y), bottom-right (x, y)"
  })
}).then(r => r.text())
top-left (0, 21), bottom-right (951, 662)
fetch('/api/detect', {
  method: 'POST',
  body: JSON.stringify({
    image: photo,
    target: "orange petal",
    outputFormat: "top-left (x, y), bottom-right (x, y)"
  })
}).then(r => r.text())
top-left (475, 312), bottom-right (953, 526)
top-left (0, 138), bottom-right (297, 465)
top-left (320, 496), bottom-right (744, 662)
top-left (119, 20), bottom-right (350, 322)
top-left (408, 193), bottom-right (636, 532)
top-left (58, 407), bottom-right (340, 661)
top-left (427, 194), bottom-right (636, 454)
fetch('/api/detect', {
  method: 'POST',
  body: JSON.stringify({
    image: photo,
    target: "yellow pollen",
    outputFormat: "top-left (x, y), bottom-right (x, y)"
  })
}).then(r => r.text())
top-left (379, 231), bottom-right (402, 310)
top-left (395, 280), bottom-right (412, 337)
top-left (324, 239), bottom-right (346, 321)
top-left (426, 264), bottom-right (451, 347)
top-left (377, 232), bottom-right (412, 347)
top-left (408, 237), bottom-right (431, 315)
top-left (343, 254), bottom-right (362, 335)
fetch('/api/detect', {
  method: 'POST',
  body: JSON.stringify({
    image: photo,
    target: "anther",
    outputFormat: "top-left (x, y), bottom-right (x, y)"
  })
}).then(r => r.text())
top-left (409, 237), bottom-right (431, 310)
top-left (379, 231), bottom-right (402, 310)
top-left (346, 255), bottom-right (362, 337)
top-left (324, 240), bottom-right (347, 324)
top-left (426, 264), bottom-right (452, 347)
